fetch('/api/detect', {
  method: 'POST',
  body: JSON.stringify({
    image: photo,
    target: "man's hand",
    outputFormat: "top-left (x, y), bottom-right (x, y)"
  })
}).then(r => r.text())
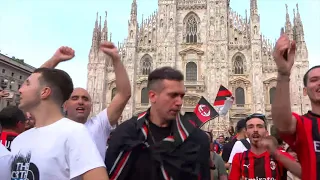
top-left (100, 42), bottom-right (120, 61)
top-left (259, 136), bottom-right (278, 155)
top-left (52, 46), bottom-right (75, 62)
top-left (273, 34), bottom-right (296, 76)
top-left (0, 90), bottom-right (9, 98)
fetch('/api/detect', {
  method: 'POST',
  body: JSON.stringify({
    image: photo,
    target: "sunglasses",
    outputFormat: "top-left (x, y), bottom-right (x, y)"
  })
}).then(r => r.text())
top-left (245, 113), bottom-right (266, 122)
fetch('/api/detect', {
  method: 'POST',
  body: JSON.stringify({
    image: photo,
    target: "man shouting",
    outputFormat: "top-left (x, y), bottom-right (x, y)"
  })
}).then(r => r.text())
top-left (41, 42), bottom-right (131, 160)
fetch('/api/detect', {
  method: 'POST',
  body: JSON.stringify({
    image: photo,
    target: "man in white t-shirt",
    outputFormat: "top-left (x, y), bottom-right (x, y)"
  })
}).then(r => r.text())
top-left (10, 68), bottom-right (108, 180)
top-left (228, 138), bottom-right (250, 164)
top-left (40, 42), bottom-right (131, 161)
top-left (0, 144), bottom-right (12, 179)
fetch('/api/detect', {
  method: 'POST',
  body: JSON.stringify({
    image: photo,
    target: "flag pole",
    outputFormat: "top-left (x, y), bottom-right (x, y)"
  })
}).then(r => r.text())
top-left (199, 115), bottom-right (218, 129)
top-left (217, 116), bottom-right (220, 135)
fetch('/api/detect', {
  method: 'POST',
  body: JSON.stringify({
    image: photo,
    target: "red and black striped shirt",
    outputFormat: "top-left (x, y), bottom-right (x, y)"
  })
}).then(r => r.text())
top-left (280, 111), bottom-right (320, 180)
top-left (0, 131), bottom-right (18, 151)
top-left (229, 150), bottom-right (294, 180)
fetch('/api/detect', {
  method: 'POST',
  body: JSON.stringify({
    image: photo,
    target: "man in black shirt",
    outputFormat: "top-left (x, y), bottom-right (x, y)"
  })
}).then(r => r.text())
top-left (106, 66), bottom-right (210, 180)
top-left (221, 118), bottom-right (247, 169)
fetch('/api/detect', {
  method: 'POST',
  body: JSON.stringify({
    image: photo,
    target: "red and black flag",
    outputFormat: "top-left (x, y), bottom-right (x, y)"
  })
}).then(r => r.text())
top-left (191, 96), bottom-right (218, 127)
top-left (213, 85), bottom-right (232, 107)
top-left (213, 85), bottom-right (234, 116)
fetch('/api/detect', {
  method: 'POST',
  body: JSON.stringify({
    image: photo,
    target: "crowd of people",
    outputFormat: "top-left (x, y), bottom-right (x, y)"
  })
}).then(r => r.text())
top-left (0, 33), bottom-right (319, 180)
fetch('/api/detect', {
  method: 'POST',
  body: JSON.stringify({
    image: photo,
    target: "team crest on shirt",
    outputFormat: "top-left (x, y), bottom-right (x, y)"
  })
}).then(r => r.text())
top-left (270, 160), bottom-right (276, 170)
top-left (11, 152), bottom-right (40, 180)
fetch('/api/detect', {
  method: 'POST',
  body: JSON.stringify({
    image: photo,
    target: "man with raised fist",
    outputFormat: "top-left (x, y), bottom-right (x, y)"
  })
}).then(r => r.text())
top-left (229, 114), bottom-right (300, 180)
top-left (272, 33), bottom-right (320, 180)
top-left (41, 42), bottom-right (131, 161)
top-left (10, 68), bottom-right (108, 180)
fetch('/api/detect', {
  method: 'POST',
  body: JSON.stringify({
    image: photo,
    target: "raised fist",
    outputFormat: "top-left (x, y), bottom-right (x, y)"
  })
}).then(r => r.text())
top-left (259, 136), bottom-right (278, 154)
top-left (53, 46), bottom-right (75, 62)
top-left (100, 42), bottom-right (120, 61)
top-left (273, 34), bottom-right (296, 76)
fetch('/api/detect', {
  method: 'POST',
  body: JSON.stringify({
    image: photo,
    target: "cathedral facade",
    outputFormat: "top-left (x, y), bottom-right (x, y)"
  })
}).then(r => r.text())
top-left (87, 0), bottom-right (309, 137)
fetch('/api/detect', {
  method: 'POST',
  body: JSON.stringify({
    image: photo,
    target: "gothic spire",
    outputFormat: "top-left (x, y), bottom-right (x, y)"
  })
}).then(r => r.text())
top-left (95, 12), bottom-right (98, 29)
top-left (91, 12), bottom-right (100, 49)
top-left (245, 9), bottom-right (248, 23)
top-left (285, 4), bottom-right (291, 26)
top-left (294, 3), bottom-right (305, 42)
top-left (284, 4), bottom-right (293, 40)
top-left (296, 3), bottom-right (302, 23)
top-left (250, 0), bottom-right (258, 15)
top-left (130, 0), bottom-right (137, 22)
top-left (101, 11), bottom-right (108, 42)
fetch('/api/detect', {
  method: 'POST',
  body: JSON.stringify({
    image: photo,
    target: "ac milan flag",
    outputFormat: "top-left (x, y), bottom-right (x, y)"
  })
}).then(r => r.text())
top-left (193, 96), bottom-right (219, 127)
top-left (213, 85), bottom-right (233, 116)
top-left (213, 85), bottom-right (232, 106)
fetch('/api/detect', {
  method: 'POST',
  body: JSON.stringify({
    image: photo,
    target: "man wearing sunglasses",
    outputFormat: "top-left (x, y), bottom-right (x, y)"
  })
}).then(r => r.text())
top-left (229, 113), bottom-right (301, 179)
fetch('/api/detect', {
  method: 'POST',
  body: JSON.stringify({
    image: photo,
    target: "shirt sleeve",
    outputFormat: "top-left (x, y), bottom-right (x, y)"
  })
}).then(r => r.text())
top-left (228, 141), bottom-right (243, 163)
top-left (67, 125), bottom-right (106, 178)
top-left (215, 154), bottom-right (228, 176)
top-left (279, 112), bottom-right (304, 151)
top-left (89, 109), bottom-right (112, 131)
top-left (229, 153), bottom-right (242, 180)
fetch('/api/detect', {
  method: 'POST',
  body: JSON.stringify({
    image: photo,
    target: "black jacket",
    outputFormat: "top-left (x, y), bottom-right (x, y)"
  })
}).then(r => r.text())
top-left (105, 110), bottom-right (210, 180)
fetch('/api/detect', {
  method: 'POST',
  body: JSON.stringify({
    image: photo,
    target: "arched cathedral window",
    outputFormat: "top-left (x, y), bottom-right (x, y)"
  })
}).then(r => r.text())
top-left (111, 88), bottom-right (117, 100)
top-left (234, 56), bottom-right (244, 74)
top-left (141, 55), bottom-right (152, 75)
top-left (141, 87), bottom-right (149, 104)
top-left (235, 87), bottom-right (245, 105)
top-left (186, 15), bottom-right (198, 43)
top-left (269, 87), bottom-right (276, 104)
top-left (186, 62), bottom-right (197, 81)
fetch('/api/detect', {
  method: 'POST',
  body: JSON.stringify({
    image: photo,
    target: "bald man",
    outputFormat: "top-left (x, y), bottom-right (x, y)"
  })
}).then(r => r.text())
top-left (40, 42), bottom-right (131, 160)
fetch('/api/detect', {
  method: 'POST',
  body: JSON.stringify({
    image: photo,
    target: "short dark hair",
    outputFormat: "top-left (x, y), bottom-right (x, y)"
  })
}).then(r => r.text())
top-left (303, 65), bottom-right (320, 87)
top-left (236, 118), bottom-right (246, 133)
top-left (0, 106), bottom-right (26, 128)
top-left (34, 68), bottom-right (73, 105)
top-left (245, 113), bottom-right (267, 129)
top-left (147, 66), bottom-right (184, 91)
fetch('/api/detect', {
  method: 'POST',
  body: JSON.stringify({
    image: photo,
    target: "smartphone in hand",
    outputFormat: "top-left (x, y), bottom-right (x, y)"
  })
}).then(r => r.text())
top-left (2, 91), bottom-right (14, 99)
